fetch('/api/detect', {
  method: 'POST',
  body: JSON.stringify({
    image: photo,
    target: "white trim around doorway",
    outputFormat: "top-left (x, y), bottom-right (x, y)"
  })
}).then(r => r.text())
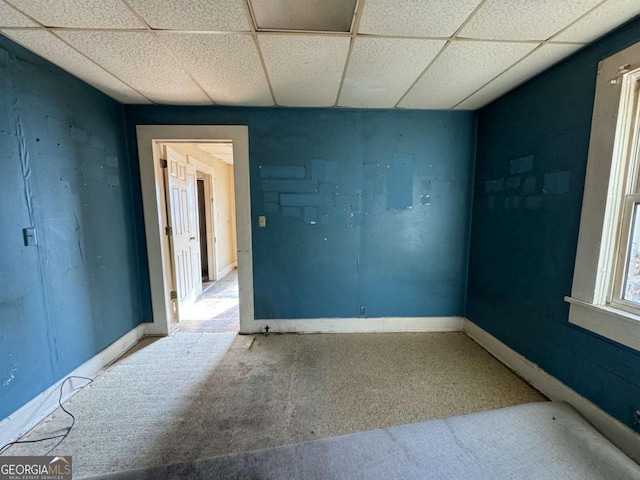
top-left (135, 125), bottom-right (254, 335)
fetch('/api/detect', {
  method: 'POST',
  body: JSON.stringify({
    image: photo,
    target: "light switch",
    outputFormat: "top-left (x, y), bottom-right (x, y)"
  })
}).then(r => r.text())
top-left (259, 216), bottom-right (267, 228)
top-left (23, 227), bottom-right (38, 246)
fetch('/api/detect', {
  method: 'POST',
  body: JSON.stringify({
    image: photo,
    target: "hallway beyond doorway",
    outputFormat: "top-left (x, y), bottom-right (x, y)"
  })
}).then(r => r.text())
top-left (178, 269), bottom-right (239, 332)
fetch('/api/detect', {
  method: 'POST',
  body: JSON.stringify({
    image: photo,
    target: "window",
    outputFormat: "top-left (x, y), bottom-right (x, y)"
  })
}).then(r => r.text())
top-left (566, 41), bottom-right (640, 352)
top-left (609, 72), bottom-right (640, 315)
top-left (615, 196), bottom-right (640, 307)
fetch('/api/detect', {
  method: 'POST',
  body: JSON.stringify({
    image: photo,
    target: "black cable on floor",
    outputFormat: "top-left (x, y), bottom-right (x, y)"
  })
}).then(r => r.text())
top-left (0, 375), bottom-right (93, 455)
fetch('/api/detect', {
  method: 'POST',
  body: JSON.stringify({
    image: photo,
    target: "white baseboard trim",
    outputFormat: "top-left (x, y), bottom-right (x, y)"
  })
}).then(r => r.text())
top-left (0, 323), bottom-right (146, 450)
top-left (242, 316), bottom-right (464, 334)
top-left (143, 319), bottom-right (170, 336)
top-left (217, 262), bottom-right (237, 280)
top-left (463, 318), bottom-right (640, 464)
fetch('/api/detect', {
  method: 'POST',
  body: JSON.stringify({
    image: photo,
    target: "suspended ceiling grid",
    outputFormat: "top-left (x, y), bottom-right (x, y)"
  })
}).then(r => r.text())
top-left (1, 0), bottom-right (639, 109)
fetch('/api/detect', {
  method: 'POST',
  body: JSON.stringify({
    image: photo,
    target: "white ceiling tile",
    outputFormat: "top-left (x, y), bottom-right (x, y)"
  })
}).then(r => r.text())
top-left (339, 37), bottom-right (445, 108)
top-left (399, 41), bottom-right (537, 109)
top-left (554, 0), bottom-right (640, 43)
top-left (455, 44), bottom-right (582, 110)
top-left (1, 30), bottom-right (149, 104)
top-left (6, 0), bottom-right (144, 29)
top-left (460, 0), bottom-right (602, 41)
top-left (0, 1), bottom-right (37, 27)
top-left (55, 31), bottom-right (211, 104)
top-left (359, 0), bottom-right (482, 37)
top-left (157, 33), bottom-right (272, 106)
top-left (258, 34), bottom-right (350, 107)
top-left (127, 0), bottom-right (250, 31)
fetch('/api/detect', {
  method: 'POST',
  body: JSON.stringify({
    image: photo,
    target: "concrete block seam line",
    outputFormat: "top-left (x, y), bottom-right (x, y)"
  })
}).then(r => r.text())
top-left (15, 110), bottom-right (60, 378)
top-left (462, 317), bottom-right (640, 464)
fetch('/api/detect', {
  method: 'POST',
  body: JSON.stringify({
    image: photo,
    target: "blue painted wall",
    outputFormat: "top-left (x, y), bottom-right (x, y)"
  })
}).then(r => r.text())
top-left (467, 16), bottom-right (640, 432)
top-left (5, 10), bottom-right (640, 437)
top-left (0, 36), bottom-right (146, 420)
top-left (125, 107), bottom-right (476, 319)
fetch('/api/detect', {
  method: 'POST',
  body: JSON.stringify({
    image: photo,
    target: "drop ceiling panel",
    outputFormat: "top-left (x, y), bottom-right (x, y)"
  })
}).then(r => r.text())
top-left (339, 37), bottom-right (445, 108)
top-left (359, 0), bottom-right (482, 37)
top-left (2, 0), bottom-right (636, 109)
top-left (456, 43), bottom-right (582, 110)
top-left (259, 34), bottom-right (350, 107)
top-left (1, 30), bottom-right (149, 104)
top-left (157, 33), bottom-right (272, 106)
top-left (399, 41), bottom-right (537, 109)
top-left (250, 0), bottom-right (357, 32)
top-left (6, 0), bottom-right (144, 29)
top-left (460, 0), bottom-right (601, 41)
top-left (0, 2), bottom-right (37, 27)
top-left (127, 0), bottom-right (250, 31)
top-left (56, 31), bottom-right (211, 104)
top-left (554, 0), bottom-right (640, 43)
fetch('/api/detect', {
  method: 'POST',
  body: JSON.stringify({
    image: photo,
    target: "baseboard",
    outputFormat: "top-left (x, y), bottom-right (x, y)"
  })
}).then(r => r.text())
top-left (0, 324), bottom-right (146, 450)
top-left (463, 318), bottom-right (640, 464)
top-left (242, 316), bottom-right (464, 334)
top-left (217, 262), bottom-right (236, 280)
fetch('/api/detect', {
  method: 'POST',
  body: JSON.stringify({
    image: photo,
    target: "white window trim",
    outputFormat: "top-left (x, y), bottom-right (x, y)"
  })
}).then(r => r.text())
top-left (566, 41), bottom-right (640, 353)
top-left (610, 195), bottom-right (640, 314)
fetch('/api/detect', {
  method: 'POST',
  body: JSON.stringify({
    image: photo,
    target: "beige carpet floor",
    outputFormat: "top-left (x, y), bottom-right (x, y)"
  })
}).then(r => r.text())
top-left (2, 331), bottom-right (546, 478)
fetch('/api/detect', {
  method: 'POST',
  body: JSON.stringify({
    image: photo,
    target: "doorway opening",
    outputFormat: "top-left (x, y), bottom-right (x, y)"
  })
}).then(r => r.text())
top-left (197, 179), bottom-right (208, 282)
top-left (160, 142), bottom-right (239, 332)
top-left (135, 125), bottom-right (254, 336)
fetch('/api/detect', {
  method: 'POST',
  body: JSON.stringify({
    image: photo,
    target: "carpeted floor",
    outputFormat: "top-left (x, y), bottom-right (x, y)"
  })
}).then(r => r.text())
top-left (91, 402), bottom-right (640, 480)
top-left (2, 331), bottom-right (546, 478)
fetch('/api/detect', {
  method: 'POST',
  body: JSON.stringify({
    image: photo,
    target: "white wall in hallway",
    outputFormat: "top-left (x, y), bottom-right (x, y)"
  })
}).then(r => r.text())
top-left (167, 143), bottom-right (237, 279)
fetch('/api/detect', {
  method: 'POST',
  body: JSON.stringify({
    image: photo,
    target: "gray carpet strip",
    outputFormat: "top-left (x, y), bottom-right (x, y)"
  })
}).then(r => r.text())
top-left (89, 402), bottom-right (640, 480)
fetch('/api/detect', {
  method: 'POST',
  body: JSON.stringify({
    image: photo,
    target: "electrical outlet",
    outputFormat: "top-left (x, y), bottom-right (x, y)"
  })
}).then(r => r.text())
top-left (259, 216), bottom-right (266, 228)
top-left (23, 227), bottom-right (37, 247)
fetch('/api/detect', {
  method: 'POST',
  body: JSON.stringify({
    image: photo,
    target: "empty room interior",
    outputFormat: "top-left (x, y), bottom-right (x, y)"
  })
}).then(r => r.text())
top-left (1, 0), bottom-right (640, 478)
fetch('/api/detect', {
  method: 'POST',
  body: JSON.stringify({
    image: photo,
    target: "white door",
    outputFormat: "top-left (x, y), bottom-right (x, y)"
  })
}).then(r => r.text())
top-left (165, 146), bottom-right (202, 319)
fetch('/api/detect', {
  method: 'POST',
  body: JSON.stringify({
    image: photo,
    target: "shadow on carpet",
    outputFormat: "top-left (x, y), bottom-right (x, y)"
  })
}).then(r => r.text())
top-left (87, 402), bottom-right (640, 480)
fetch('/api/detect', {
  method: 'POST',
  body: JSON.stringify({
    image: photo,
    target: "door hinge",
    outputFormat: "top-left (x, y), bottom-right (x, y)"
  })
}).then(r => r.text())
top-left (170, 290), bottom-right (177, 300)
top-left (160, 158), bottom-right (167, 168)
top-left (165, 226), bottom-right (173, 236)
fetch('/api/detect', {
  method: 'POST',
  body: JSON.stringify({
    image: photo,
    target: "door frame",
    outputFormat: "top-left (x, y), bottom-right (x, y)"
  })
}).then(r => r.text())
top-left (196, 170), bottom-right (217, 283)
top-left (136, 125), bottom-right (253, 335)
top-left (189, 157), bottom-right (220, 283)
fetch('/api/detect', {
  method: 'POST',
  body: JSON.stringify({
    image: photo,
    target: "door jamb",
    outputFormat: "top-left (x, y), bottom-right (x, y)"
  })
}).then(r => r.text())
top-left (190, 159), bottom-right (218, 282)
top-left (136, 125), bottom-right (254, 335)
top-left (198, 171), bottom-right (217, 283)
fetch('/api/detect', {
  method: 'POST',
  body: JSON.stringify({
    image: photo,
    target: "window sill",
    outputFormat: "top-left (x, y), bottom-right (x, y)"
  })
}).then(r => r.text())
top-left (565, 296), bottom-right (640, 352)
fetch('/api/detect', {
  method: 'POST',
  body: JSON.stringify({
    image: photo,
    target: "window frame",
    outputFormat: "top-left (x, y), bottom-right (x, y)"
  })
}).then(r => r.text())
top-left (611, 195), bottom-right (640, 313)
top-left (565, 41), bottom-right (640, 352)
